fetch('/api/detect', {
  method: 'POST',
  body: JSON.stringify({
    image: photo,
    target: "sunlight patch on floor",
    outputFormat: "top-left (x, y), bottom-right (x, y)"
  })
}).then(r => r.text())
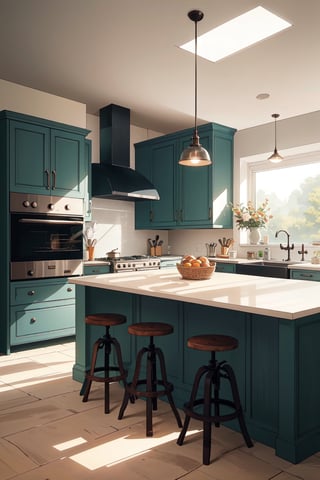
top-left (54, 437), bottom-right (88, 451)
top-left (69, 429), bottom-right (200, 470)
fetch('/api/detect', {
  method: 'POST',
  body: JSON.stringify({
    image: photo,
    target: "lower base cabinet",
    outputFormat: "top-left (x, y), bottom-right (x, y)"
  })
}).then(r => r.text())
top-left (10, 278), bottom-right (76, 346)
top-left (215, 262), bottom-right (237, 273)
top-left (290, 269), bottom-right (320, 281)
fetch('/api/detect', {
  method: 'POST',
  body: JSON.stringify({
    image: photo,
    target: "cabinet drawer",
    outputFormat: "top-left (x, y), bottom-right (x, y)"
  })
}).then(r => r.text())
top-left (290, 269), bottom-right (320, 282)
top-left (83, 265), bottom-right (111, 275)
top-left (11, 279), bottom-right (75, 306)
top-left (215, 262), bottom-right (236, 273)
top-left (10, 301), bottom-right (75, 345)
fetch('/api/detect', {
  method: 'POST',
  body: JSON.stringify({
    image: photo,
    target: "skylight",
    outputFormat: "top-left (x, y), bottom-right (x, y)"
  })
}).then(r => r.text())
top-left (180, 6), bottom-right (292, 62)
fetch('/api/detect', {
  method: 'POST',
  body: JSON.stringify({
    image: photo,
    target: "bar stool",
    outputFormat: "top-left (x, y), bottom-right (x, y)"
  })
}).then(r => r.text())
top-left (177, 334), bottom-right (253, 465)
top-left (118, 322), bottom-right (182, 436)
top-left (80, 313), bottom-right (128, 414)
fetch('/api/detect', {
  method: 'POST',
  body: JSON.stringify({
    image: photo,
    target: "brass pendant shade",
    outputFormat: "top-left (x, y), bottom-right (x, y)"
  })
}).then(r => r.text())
top-left (268, 113), bottom-right (283, 163)
top-left (179, 10), bottom-right (211, 167)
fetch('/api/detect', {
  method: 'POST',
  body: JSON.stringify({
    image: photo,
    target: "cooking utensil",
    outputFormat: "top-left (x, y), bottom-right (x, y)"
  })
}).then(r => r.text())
top-left (106, 248), bottom-right (120, 259)
top-left (205, 242), bottom-right (217, 257)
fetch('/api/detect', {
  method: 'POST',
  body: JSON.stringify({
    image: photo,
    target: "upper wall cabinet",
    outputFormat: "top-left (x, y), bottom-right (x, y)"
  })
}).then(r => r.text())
top-left (1, 111), bottom-right (90, 198)
top-left (135, 123), bottom-right (236, 229)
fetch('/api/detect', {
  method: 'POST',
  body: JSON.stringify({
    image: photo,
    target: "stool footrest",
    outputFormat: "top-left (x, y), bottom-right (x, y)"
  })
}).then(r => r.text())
top-left (183, 397), bottom-right (241, 423)
top-left (85, 365), bottom-right (128, 385)
top-left (126, 379), bottom-right (174, 399)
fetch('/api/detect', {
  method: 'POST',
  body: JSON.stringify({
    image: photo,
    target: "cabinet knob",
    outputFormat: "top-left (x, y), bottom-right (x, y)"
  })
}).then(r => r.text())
top-left (67, 287), bottom-right (73, 292)
top-left (30, 317), bottom-right (36, 324)
top-left (48, 203), bottom-right (55, 210)
top-left (27, 270), bottom-right (34, 277)
top-left (65, 204), bottom-right (71, 211)
top-left (27, 290), bottom-right (35, 296)
top-left (31, 201), bottom-right (38, 208)
top-left (23, 200), bottom-right (30, 208)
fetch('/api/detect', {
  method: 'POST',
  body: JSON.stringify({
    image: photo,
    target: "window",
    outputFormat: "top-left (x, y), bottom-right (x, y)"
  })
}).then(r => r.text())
top-left (247, 151), bottom-right (320, 244)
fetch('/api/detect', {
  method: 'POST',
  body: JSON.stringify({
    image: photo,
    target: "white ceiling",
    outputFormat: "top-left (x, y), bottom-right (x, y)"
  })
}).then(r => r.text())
top-left (1, 0), bottom-right (320, 133)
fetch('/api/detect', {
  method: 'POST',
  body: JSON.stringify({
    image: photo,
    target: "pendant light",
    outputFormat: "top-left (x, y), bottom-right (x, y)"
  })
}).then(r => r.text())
top-left (268, 113), bottom-right (283, 163)
top-left (179, 10), bottom-right (211, 167)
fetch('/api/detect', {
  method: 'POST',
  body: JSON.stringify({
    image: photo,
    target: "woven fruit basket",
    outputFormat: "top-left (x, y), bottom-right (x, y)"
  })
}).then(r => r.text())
top-left (176, 262), bottom-right (216, 280)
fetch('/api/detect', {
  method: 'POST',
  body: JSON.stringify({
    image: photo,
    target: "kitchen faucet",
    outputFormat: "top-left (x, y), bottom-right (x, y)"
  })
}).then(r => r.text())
top-left (275, 230), bottom-right (294, 261)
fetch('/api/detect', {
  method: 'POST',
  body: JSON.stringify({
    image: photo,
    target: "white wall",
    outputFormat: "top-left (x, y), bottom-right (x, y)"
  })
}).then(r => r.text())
top-left (0, 79), bottom-right (86, 127)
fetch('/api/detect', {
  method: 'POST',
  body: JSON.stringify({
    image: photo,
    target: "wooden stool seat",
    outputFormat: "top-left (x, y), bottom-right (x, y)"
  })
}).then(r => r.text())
top-left (80, 313), bottom-right (127, 414)
top-left (177, 333), bottom-right (253, 465)
top-left (128, 322), bottom-right (173, 337)
top-left (188, 334), bottom-right (238, 352)
top-left (118, 322), bottom-right (182, 436)
top-left (85, 313), bottom-right (126, 328)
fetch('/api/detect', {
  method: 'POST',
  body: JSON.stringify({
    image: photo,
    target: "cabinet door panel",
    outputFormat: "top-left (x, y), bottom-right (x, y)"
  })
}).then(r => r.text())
top-left (11, 279), bottom-right (75, 305)
top-left (51, 130), bottom-right (85, 197)
top-left (151, 140), bottom-right (177, 227)
top-left (134, 144), bottom-right (152, 228)
top-left (213, 133), bottom-right (233, 228)
top-left (179, 132), bottom-right (212, 226)
top-left (10, 302), bottom-right (75, 345)
top-left (10, 121), bottom-right (50, 193)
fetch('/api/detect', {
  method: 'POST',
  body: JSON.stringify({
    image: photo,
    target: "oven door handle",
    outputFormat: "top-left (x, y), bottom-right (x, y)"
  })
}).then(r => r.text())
top-left (18, 218), bottom-right (83, 225)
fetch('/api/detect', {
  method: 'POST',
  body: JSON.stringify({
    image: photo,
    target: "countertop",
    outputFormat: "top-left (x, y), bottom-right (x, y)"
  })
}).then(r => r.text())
top-left (69, 268), bottom-right (320, 320)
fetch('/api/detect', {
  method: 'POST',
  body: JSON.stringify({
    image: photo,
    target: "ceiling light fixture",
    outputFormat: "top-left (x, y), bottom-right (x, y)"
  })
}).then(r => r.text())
top-left (268, 113), bottom-right (283, 163)
top-left (179, 10), bottom-right (211, 167)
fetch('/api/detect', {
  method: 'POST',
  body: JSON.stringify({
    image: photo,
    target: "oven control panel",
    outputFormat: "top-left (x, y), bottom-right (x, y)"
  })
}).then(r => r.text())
top-left (10, 192), bottom-right (83, 217)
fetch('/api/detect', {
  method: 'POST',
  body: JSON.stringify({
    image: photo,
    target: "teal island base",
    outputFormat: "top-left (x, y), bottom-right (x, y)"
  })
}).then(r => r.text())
top-left (72, 285), bottom-right (320, 464)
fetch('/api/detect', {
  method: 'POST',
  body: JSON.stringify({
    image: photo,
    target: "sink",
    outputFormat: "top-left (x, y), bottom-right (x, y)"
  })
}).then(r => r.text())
top-left (236, 261), bottom-right (291, 278)
top-left (250, 260), bottom-right (301, 267)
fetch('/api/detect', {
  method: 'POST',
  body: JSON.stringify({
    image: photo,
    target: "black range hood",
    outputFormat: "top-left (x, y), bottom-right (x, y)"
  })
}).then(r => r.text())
top-left (91, 104), bottom-right (160, 201)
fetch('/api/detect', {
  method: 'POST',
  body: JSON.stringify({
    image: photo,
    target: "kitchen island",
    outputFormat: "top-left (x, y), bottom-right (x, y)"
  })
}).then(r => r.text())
top-left (69, 269), bottom-right (320, 464)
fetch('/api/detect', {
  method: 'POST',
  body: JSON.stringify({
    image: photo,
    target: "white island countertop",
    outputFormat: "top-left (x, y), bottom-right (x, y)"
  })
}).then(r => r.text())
top-left (69, 268), bottom-right (320, 321)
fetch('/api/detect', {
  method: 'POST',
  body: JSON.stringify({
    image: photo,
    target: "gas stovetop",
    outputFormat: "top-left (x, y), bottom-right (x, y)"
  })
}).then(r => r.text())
top-left (110, 255), bottom-right (161, 272)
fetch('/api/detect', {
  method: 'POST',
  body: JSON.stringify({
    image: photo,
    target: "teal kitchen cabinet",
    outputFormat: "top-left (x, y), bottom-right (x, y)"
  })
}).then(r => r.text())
top-left (135, 122), bottom-right (236, 229)
top-left (0, 110), bottom-right (90, 354)
top-left (2, 110), bottom-right (89, 198)
top-left (10, 278), bottom-right (76, 346)
top-left (290, 269), bottom-right (320, 281)
top-left (83, 264), bottom-right (111, 275)
top-left (215, 262), bottom-right (237, 273)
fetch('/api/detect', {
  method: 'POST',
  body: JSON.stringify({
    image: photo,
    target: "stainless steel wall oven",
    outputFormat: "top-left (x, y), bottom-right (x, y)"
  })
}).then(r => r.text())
top-left (10, 192), bottom-right (84, 280)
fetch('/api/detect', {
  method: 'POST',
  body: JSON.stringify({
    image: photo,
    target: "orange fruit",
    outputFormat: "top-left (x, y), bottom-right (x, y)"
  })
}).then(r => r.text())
top-left (182, 262), bottom-right (192, 267)
top-left (191, 260), bottom-right (201, 268)
top-left (198, 256), bottom-right (209, 263)
top-left (200, 260), bottom-right (210, 267)
top-left (182, 254), bottom-right (195, 264)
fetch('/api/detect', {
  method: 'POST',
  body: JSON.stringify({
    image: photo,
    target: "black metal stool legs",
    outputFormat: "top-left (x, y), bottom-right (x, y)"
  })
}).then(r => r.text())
top-left (221, 363), bottom-right (253, 449)
top-left (177, 351), bottom-right (253, 465)
top-left (118, 336), bottom-right (182, 436)
top-left (81, 326), bottom-right (128, 414)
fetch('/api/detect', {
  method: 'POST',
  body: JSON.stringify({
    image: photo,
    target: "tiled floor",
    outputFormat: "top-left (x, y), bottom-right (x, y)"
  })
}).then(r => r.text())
top-left (0, 339), bottom-right (319, 479)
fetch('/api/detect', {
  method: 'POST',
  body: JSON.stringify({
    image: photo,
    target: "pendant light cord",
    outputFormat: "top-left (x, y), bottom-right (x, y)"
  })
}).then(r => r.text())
top-left (194, 17), bottom-right (198, 135)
